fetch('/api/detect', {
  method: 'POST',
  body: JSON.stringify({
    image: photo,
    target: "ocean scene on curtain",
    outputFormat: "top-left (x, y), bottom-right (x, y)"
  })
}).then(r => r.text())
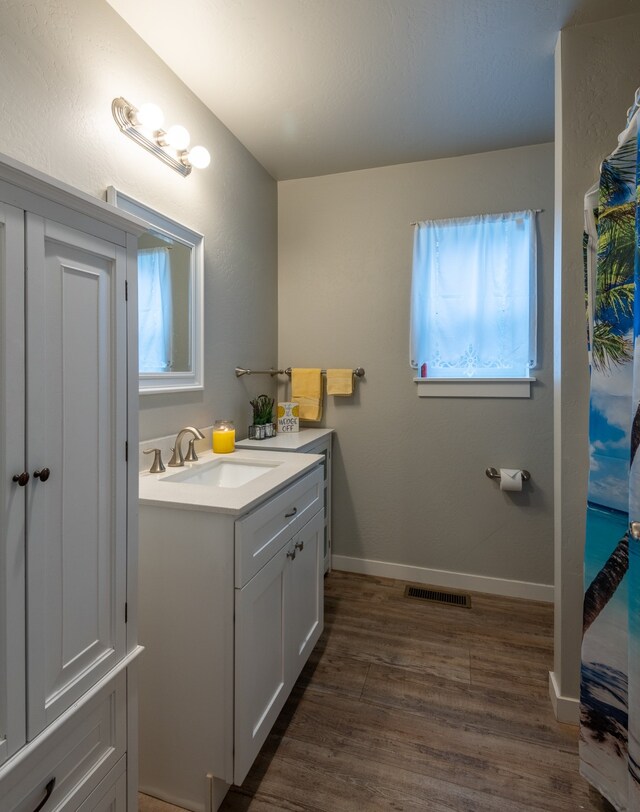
top-left (580, 118), bottom-right (640, 811)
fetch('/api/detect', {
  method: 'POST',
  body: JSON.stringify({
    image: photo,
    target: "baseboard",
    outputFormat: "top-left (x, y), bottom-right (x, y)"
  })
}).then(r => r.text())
top-left (331, 555), bottom-right (554, 603)
top-left (548, 670), bottom-right (580, 725)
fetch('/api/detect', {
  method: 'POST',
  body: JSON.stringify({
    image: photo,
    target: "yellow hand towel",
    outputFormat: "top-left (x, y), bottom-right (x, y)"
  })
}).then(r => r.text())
top-left (327, 369), bottom-right (354, 396)
top-left (291, 368), bottom-right (323, 421)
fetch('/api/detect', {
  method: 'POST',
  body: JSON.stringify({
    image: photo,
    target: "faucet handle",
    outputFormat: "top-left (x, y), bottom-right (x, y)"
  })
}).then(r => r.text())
top-left (144, 448), bottom-right (166, 474)
top-left (185, 438), bottom-right (199, 462)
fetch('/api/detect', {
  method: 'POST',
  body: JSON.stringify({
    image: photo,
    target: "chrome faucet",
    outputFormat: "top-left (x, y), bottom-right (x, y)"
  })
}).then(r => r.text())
top-left (168, 426), bottom-right (205, 467)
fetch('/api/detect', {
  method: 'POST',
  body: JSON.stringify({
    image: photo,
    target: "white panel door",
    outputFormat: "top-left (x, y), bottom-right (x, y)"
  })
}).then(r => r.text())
top-left (25, 215), bottom-right (128, 739)
top-left (287, 509), bottom-right (324, 685)
top-left (234, 543), bottom-right (290, 786)
top-left (0, 202), bottom-right (26, 766)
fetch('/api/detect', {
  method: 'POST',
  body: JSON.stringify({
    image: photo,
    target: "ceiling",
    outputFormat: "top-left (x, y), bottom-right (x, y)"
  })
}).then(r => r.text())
top-left (105, 0), bottom-right (639, 181)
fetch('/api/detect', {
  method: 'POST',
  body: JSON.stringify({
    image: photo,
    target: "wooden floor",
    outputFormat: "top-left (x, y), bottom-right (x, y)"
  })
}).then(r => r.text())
top-left (140, 570), bottom-right (614, 812)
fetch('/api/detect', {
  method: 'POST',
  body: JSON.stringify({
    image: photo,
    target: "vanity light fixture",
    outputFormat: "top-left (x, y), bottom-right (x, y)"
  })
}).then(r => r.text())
top-left (112, 97), bottom-right (211, 177)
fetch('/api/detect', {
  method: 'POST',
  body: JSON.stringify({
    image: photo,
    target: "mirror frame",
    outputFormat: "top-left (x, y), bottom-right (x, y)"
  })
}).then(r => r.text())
top-left (107, 187), bottom-right (204, 394)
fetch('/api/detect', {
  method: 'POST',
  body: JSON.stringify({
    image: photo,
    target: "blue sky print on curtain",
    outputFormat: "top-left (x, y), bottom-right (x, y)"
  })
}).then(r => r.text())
top-left (580, 121), bottom-right (639, 812)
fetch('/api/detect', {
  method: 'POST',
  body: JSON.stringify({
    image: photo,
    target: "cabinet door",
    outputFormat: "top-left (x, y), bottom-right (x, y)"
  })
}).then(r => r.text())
top-left (0, 203), bottom-right (26, 766)
top-left (25, 215), bottom-right (128, 738)
top-left (287, 509), bottom-right (324, 685)
top-left (234, 543), bottom-right (290, 786)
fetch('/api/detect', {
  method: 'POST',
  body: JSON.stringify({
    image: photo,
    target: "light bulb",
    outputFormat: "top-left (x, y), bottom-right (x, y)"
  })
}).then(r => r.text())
top-left (135, 102), bottom-right (164, 131)
top-left (187, 145), bottom-right (211, 169)
top-left (165, 124), bottom-right (190, 151)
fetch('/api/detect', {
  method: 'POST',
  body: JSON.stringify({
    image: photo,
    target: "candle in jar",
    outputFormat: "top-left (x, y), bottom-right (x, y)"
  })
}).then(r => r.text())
top-left (213, 421), bottom-right (235, 454)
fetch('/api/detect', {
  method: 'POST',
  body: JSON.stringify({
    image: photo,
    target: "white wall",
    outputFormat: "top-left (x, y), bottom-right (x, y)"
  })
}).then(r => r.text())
top-left (552, 12), bottom-right (640, 720)
top-left (278, 143), bottom-right (554, 595)
top-left (0, 0), bottom-right (278, 441)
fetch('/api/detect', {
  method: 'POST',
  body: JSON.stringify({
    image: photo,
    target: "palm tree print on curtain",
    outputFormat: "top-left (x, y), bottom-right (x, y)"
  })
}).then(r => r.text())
top-left (580, 120), bottom-right (640, 812)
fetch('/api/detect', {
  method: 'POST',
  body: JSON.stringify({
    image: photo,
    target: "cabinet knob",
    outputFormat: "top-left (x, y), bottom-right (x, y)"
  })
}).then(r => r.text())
top-left (295, 540), bottom-right (304, 552)
top-left (34, 468), bottom-right (51, 482)
top-left (284, 507), bottom-right (297, 518)
top-left (32, 777), bottom-right (56, 812)
top-left (12, 472), bottom-right (29, 487)
top-left (286, 549), bottom-right (296, 560)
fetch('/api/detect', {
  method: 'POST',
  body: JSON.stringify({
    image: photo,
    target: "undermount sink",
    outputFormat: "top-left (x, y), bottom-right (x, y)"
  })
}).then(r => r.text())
top-left (139, 447), bottom-right (322, 514)
top-left (161, 458), bottom-right (279, 488)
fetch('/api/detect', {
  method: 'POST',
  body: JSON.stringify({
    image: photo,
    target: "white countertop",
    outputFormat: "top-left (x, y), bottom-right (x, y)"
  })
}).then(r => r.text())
top-left (138, 448), bottom-right (322, 515)
top-left (236, 427), bottom-right (333, 453)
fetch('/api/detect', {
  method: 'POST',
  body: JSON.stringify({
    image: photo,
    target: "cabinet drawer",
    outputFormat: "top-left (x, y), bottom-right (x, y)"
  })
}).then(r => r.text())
top-left (235, 466), bottom-right (323, 587)
top-left (0, 671), bottom-right (126, 812)
top-left (76, 756), bottom-right (126, 812)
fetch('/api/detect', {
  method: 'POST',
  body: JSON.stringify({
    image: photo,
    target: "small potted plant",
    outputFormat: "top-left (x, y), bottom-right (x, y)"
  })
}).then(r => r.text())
top-left (248, 394), bottom-right (275, 440)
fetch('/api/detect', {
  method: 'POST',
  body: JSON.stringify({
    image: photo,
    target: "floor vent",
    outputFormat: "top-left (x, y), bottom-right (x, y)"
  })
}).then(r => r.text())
top-left (404, 585), bottom-right (471, 609)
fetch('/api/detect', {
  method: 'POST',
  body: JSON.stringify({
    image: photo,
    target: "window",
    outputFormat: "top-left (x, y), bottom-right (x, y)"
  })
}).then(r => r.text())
top-left (410, 210), bottom-right (537, 393)
top-left (138, 246), bottom-right (173, 373)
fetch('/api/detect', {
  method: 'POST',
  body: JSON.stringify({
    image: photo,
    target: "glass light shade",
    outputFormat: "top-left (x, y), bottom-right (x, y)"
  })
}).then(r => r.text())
top-left (136, 102), bottom-right (164, 131)
top-left (188, 145), bottom-right (211, 169)
top-left (165, 124), bottom-right (191, 151)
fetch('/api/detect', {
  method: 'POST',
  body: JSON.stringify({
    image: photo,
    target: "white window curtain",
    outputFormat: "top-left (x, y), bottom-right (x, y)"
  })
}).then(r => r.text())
top-left (138, 247), bottom-right (173, 373)
top-left (410, 210), bottom-right (537, 378)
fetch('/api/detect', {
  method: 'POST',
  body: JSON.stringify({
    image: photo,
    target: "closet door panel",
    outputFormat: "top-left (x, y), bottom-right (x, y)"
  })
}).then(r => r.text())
top-left (25, 215), bottom-right (128, 739)
top-left (0, 203), bottom-right (26, 766)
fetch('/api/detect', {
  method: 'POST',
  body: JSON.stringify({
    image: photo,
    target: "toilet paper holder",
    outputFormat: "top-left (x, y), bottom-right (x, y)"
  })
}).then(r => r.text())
top-left (485, 467), bottom-right (530, 482)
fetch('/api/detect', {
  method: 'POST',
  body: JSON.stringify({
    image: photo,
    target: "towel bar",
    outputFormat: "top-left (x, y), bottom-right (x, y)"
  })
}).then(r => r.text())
top-left (235, 366), bottom-right (365, 378)
top-left (235, 367), bottom-right (281, 377)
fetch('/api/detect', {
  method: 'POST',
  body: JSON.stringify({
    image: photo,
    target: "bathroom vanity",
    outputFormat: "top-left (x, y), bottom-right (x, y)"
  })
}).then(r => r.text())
top-left (138, 449), bottom-right (324, 812)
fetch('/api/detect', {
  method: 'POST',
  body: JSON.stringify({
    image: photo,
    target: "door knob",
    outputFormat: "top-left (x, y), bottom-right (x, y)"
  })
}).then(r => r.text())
top-left (34, 468), bottom-right (51, 482)
top-left (12, 472), bottom-right (29, 487)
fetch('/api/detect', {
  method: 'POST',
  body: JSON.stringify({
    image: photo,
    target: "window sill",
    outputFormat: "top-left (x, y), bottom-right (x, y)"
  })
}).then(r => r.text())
top-left (414, 377), bottom-right (536, 398)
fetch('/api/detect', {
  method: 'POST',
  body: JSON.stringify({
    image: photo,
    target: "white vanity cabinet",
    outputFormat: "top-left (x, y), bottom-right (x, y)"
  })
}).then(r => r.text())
top-left (138, 461), bottom-right (324, 812)
top-left (0, 154), bottom-right (143, 811)
top-left (236, 428), bottom-right (333, 571)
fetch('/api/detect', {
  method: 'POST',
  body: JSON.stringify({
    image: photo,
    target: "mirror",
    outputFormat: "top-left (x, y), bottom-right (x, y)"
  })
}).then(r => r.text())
top-left (107, 187), bottom-right (204, 394)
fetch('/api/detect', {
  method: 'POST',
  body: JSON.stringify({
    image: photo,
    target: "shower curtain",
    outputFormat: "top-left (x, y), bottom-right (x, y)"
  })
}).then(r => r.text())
top-left (580, 109), bottom-right (640, 811)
